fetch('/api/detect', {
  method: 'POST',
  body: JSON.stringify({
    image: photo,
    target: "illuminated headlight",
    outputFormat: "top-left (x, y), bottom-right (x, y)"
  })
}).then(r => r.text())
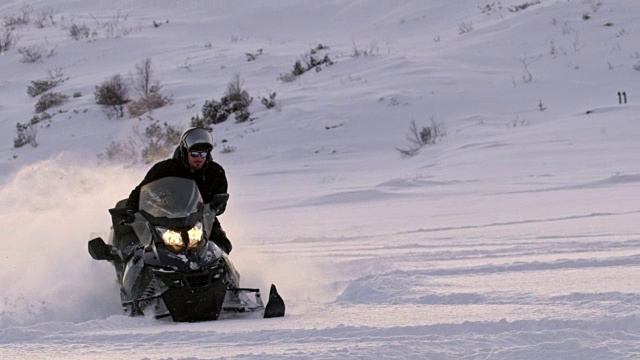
top-left (157, 227), bottom-right (184, 247)
top-left (156, 223), bottom-right (203, 249)
top-left (187, 222), bottom-right (204, 249)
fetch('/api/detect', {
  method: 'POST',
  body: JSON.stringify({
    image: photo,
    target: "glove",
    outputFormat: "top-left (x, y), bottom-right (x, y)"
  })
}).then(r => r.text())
top-left (209, 193), bottom-right (229, 215)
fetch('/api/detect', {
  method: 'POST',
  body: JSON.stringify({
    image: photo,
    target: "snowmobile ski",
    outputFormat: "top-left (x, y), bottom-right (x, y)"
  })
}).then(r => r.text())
top-left (264, 284), bottom-right (286, 318)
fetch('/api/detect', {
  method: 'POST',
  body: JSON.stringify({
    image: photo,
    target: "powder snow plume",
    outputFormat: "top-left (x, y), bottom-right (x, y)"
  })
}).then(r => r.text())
top-left (0, 154), bottom-right (144, 326)
top-left (0, 153), bottom-right (336, 327)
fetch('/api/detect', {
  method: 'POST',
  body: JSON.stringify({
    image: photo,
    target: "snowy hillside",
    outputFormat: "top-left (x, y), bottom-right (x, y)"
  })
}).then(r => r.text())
top-left (1, 0), bottom-right (640, 359)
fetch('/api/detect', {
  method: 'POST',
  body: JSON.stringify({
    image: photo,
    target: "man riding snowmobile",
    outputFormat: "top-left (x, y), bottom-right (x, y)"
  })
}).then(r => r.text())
top-left (125, 127), bottom-right (232, 254)
top-left (88, 127), bottom-right (284, 321)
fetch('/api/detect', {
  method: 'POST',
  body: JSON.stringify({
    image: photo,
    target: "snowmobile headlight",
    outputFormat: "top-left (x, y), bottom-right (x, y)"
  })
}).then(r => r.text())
top-left (157, 227), bottom-right (184, 247)
top-left (187, 222), bottom-right (203, 249)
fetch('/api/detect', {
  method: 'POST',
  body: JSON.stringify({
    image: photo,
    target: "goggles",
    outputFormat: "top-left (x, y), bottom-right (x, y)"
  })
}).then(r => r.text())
top-left (189, 150), bottom-right (209, 158)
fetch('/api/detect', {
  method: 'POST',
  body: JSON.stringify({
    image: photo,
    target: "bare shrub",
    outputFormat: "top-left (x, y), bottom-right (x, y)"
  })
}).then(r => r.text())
top-left (260, 92), bottom-right (277, 109)
top-left (538, 100), bottom-right (547, 111)
top-left (508, 116), bottom-right (529, 128)
top-left (518, 57), bottom-right (533, 83)
top-left (138, 121), bottom-right (181, 163)
top-left (458, 22), bottom-right (474, 34)
top-left (562, 21), bottom-right (574, 36)
top-left (102, 106), bottom-right (121, 120)
top-left (47, 65), bottom-right (67, 80)
top-left (104, 138), bottom-right (137, 165)
top-left (35, 92), bottom-right (69, 113)
top-left (69, 23), bottom-right (91, 40)
top-left (303, 54), bottom-right (333, 72)
top-left (396, 119), bottom-right (446, 158)
top-left (189, 114), bottom-right (208, 128)
top-left (127, 58), bottom-right (171, 117)
top-left (479, 3), bottom-right (503, 15)
top-left (94, 74), bottom-right (130, 118)
top-left (152, 20), bottom-right (169, 28)
top-left (220, 143), bottom-right (237, 154)
top-left (246, 48), bottom-right (263, 61)
top-left (17, 44), bottom-right (56, 63)
top-left (104, 120), bottom-right (182, 164)
top-left (226, 73), bottom-right (251, 106)
top-left (18, 45), bottom-right (43, 62)
top-left (227, 74), bottom-right (253, 123)
top-left (131, 58), bottom-right (157, 98)
top-left (0, 27), bottom-right (20, 52)
top-left (14, 123), bottom-right (38, 148)
top-left (279, 45), bottom-right (333, 82)
top-left (351, 40), bottom-right (378, 57)
top-left (508, 1), bottom-right (541, 13)
top-left (277, 70), bottom-right (298, 83)
top-left (33, 8), bottom-right (57, 28)
top-left (27, 67), bottom-right (68, 97)
top-left (99, 11), bottom-right (132, 38)
top-left (128, 92), bottom-right (170, 117)
top-left (3, 5), bottom-right (32, 27)
top-left (14, 113), bottom-right (51, 148)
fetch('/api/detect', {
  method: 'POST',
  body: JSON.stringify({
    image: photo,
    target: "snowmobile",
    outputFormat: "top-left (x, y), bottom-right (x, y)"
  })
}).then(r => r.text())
top-left (88, 176), bottom-right (285, 322)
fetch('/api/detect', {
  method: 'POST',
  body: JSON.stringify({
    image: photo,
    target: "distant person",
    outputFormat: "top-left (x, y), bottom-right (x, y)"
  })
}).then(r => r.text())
top-left (124, 127), bottom-right (232, 254)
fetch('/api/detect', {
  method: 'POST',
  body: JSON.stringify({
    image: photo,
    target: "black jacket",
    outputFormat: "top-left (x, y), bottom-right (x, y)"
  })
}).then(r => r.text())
top-left (125, 156), bottom-right (228, 212)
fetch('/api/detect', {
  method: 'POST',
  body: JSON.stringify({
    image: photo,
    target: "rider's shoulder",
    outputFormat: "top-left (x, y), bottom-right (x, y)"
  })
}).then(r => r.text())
top-left (147, 158), bottom-right (182, 174)
top-left (207, 160), bottom-right (226, 174)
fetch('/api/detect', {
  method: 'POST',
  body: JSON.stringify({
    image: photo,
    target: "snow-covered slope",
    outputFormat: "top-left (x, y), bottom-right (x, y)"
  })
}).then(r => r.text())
top-left (1, 0), bottom-right (640, 358)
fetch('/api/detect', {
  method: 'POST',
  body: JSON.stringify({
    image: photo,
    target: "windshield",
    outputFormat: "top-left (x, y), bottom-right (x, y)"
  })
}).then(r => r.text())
top-left (139, 177), bottom-right (203, 219)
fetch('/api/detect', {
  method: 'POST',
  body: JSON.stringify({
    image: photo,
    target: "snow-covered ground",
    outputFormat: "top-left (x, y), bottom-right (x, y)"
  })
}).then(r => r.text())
top-left (1, 0), bottom-right (640, 358)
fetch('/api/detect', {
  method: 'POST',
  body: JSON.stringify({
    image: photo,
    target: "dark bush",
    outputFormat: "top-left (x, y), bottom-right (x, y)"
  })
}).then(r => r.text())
top-left (235, 108), bottom-right (252, 123)
top-left (198, 74), bottom-right (253, 125)
top-left (27, 79), bottom-right (58, 97)
top-left (35, 92), bottom-right (68, 113)
top-left (95, 74), bottom-right (130, 105)
top-left (69, 23), bottom-right (90, 40)
top-left (201, 99), bottom-right (229, 124)
top-left (14, 123), bottom-right (38, 148)
top-left (94, 74), bottom-right (130, 117)
top-left (260, 92), bottom-right (277, 109)
top-left (279, 48), bottom-right (334, 82)
top-left (27, 67), bottom-right (68, 97)
top-left (14, 113), bottom-right (51, 148)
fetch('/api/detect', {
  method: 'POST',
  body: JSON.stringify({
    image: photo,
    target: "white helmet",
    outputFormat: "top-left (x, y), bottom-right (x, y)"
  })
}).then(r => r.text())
top-left (180, 127), bottom-right (213, 152)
